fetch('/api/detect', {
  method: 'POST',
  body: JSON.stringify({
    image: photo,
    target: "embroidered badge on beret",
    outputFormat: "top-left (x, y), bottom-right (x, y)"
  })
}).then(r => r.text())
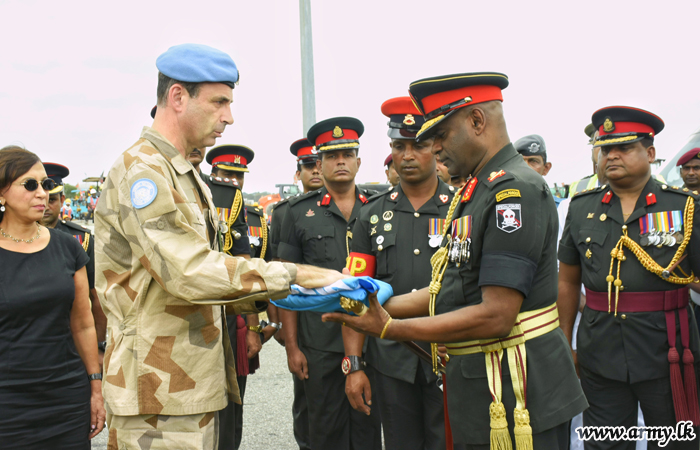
top-left (496, 203), bottom-right (522, 233)
top-left (130, 179), bottom-right (158, 209)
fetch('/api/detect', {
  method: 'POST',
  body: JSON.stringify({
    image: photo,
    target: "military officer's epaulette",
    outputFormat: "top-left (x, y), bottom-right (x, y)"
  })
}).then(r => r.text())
top-left (658, 184), bottom-right (700, 199)
top-left (482, 169), bottom-right (515, 189)
top-left (61, 219), bottom-right (90, 234)
top-left (272, 196), bottom-right (291, 211)
top-left (366, 187), bottom-right (393, 203)
top-left (207, 175), bottom-right (240, 189)
top-left (570, 184), bottom-right (606, 201)
top-left (288, 189), bottom-right (321, 207)
top-left (246, 204), bottom-right (264, 216)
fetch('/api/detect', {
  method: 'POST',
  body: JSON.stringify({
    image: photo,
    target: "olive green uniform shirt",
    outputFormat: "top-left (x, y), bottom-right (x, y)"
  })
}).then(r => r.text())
top-left (558, 178), bottom-right (700, 383)
top-left (351, 181), bottom-right (456, 383)
top-left (435, 144), bottom-right (587, 444)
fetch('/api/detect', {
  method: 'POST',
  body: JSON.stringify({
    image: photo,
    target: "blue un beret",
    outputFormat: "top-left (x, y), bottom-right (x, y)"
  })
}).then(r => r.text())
top-left (156, 43), bottom-right (239, 88)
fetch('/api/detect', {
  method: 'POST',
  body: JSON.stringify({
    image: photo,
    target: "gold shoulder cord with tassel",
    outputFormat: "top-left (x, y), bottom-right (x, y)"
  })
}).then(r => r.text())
top-left (607, 196), bottom-right (695, 314)
top-left (82, 232), bottom-right (90, 252)
top-left (259, 216), bottom-right (268, 260)
top-left (428, 182), bottom-right (535, 450)
top-left (223, 189), bottom-right (244, 255)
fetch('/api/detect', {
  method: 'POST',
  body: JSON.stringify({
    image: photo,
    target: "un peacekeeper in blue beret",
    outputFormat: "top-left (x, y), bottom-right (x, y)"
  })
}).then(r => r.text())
top-left (324, 72), bottom-right (587, 449)
top-left (96, 43), bottom-right (347, 450)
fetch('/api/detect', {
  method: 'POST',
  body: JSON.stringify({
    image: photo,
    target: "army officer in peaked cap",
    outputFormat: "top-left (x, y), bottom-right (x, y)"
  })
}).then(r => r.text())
top-left (278, 117), bottom-right (382, 450)
top-left (343, 96), bottom-right (458, 450)
top-left (323, 72), bottom-right (587, 450)
top-left (559, 106), bottom-right (700, 449)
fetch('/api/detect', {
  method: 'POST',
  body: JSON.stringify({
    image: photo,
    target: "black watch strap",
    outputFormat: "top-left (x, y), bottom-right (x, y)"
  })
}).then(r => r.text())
top-left (341, 355), bottom-right (366, 375)
top-left (97, 341), bottom-right (107, 352)
top-left (88, 373), bottom-right (102, 381)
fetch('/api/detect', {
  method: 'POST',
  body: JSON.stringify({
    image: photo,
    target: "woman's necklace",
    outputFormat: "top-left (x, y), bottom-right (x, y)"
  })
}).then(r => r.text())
top-left (0, 222), bottom-right (41, 243)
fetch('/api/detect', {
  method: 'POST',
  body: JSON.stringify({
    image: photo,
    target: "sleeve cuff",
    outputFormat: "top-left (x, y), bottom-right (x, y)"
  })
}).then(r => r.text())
top-left (478, 252), bottom-right (538, 297)
top-left (557, 242), bottom-right (581, 266)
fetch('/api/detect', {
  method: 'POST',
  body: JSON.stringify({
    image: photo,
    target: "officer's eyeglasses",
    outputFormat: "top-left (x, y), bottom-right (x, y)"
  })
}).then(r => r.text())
top-left (16, 178), bottom-right (56, 192)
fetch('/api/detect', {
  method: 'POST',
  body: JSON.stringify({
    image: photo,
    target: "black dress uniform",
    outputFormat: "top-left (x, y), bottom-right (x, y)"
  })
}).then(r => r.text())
top-left (202, 174), bottom-right (251, 450)
top-left (278, 117), bottom-right (381, 450)
top-left (409, 73), bottom-right (587, 449)
top-left (559, 106), bottom-right (700, 449)
top-left (350, 180), bottom-right (456, 450)
top-left (245, 204), bottom-right (270, 260)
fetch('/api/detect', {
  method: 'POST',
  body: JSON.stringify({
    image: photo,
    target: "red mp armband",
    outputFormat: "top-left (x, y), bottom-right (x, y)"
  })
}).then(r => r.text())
top-left (346, 252), bottom-right (376, 277)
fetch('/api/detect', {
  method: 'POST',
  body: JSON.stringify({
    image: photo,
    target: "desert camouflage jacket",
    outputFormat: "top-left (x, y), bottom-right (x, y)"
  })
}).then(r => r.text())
top-left (95, 127), bottom-right (297, 416)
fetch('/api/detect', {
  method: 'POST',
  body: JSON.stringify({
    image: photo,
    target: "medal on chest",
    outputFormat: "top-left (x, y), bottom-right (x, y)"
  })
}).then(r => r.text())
top-left (428, 219), bottom-right (446, 248)
top-left (447, 215), bottom-right (472, 266)
top-left (248, 226), bottom-right (263, 246)
top-left (639, 210), bottom-right (683, 247)
top-left (216, 207), bottom-right (230, 233)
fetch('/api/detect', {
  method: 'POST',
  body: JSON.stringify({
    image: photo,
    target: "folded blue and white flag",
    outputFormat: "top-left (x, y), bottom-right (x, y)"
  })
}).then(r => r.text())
top-left (272, 276), bottom-right (393, 314)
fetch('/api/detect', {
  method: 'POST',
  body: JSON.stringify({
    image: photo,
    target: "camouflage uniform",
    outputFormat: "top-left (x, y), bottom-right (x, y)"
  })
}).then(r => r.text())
top-left (96, 127), bottom-right (297, 449)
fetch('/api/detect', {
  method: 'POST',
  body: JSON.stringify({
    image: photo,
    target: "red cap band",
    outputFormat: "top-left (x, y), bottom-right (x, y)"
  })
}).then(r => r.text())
top-left (421, 85), bottom-right (503, 117)
top-left (599, 121), bottom-right (655, 137)
top-left (296, 146), bottom-right (316, 158)
top-left (213, 154), bottom-right (248, 166)
top-left (346, 252), bottom-right (376, 277)
top-left (315, 129), bottom-right (360, 147)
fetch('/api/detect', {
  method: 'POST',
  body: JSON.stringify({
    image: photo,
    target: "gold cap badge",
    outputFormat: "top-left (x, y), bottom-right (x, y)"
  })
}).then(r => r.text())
top-left (333, 126), bottom-right (344, 138)
top-left (603, 117), bottom-right (615, 133)
top-left (403, 114), bottom-right (416, 126)
top-left (234, 155), bottom-right (241, 164)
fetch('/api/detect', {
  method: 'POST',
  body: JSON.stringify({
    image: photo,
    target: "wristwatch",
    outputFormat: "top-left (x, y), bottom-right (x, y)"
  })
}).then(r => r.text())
top-left (97, 341), bottom-right (107, 352)
top-left (88, 373), bottom-right (102, 381)
top-left (341, 355), bottom-right (366, 375)
top-left (268, 322), bottom-right (282, 331)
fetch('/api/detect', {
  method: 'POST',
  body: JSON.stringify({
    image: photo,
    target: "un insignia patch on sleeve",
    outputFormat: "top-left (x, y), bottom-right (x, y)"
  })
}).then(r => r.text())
top-left (496, 203), bottom-right (522, 233)
top-left (130, 179), bottom-right (158, 209)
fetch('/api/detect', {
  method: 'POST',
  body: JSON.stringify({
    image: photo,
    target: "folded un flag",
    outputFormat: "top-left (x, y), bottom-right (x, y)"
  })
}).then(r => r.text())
top-left (273, 277), bottom-right (393, 314)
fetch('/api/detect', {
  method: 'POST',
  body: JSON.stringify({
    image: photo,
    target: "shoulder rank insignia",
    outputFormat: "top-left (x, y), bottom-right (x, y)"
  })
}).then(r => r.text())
top-left (461, 177), bottom-right (478, 203)
top-left (333, 126), bottom-right (344, 138)
top-left (488, 170), bottom-right (506, 182)
top-left (496, 189), bottom-right (521, 203)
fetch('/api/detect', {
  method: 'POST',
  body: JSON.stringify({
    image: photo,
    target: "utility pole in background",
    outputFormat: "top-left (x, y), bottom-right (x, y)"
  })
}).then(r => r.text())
top-left (299, 0), bottom-right (316, 135)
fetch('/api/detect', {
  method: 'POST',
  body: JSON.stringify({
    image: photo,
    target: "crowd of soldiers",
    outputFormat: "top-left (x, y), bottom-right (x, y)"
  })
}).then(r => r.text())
top-left (37, 42), bottom-right (700, 450)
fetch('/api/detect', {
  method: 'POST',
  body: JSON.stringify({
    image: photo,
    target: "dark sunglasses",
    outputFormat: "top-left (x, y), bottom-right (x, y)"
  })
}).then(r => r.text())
top-left (18, 178), bottom-right (56, 192)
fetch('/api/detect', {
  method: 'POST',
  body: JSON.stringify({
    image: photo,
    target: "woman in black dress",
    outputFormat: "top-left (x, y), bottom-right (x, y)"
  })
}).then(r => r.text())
top-left (0, 146), bottom-right (106, 449)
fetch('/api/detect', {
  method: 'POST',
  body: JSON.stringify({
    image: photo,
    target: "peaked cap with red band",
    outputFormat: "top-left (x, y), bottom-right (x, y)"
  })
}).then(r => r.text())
top-left (676, 148), bottom-right (700, 167)
top-left (408, 72), bottom-right (509, 141)
top-left (591, 106), bottom-right (664, 148)
top-left (43, 162), bottom-right (70, 194)
top-left (381, 96), bottom-right (425, 139)
top-left (307, 117), bottom-right (364, 153)
top-left (290, 138), bottom-right (318, 163)
top-left (206, 144), bottom-right (255, 172)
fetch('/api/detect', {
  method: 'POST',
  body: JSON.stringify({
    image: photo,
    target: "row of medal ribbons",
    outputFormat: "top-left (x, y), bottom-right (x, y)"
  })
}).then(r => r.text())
top-left (639, 210), bottom-right (682, 247)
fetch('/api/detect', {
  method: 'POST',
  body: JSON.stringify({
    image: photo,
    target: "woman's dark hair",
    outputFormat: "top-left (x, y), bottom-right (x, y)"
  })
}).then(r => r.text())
top-left (0, 145), bottom-right (41, 222)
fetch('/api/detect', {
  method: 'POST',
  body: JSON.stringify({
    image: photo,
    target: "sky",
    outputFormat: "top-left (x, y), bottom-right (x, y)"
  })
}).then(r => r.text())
top-left (1, 0), bottom-right (699, 194)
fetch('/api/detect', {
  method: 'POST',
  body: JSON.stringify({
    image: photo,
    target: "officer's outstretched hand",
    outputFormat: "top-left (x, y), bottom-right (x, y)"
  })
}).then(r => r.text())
top-left (295, 264), bottom-right (349, 290)
top-left (322, 292), bottom-right (392, 339)
top-left (346, 370), bottom-right (372, 415)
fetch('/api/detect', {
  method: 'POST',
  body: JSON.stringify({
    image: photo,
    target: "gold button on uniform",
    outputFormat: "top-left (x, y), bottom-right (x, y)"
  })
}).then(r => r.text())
top-left (414, 212), bottom-right (420, 218)
top-left (621, 314), bottom-right (627, 320)
top-left (600, 213), bottom-right (607, 221)
top-left (378, 245), bottom-right (384, 251)
top-left (414, 249), bottom-right (420, 255)
top-left (586, 237), bottom-right (591, 243)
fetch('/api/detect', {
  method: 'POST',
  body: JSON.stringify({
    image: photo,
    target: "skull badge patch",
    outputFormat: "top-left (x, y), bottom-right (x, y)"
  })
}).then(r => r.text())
top-left (496, 203), bottom-right (522, 233)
